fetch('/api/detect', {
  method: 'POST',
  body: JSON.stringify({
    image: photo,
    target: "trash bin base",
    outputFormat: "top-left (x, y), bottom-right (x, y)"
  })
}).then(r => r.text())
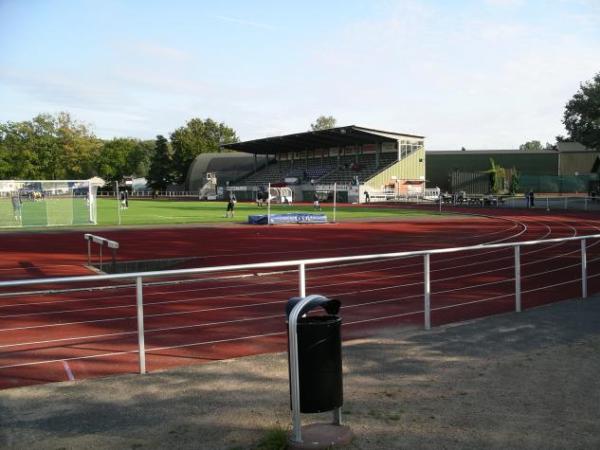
top-left (288, 423), bottom-right (353, 450)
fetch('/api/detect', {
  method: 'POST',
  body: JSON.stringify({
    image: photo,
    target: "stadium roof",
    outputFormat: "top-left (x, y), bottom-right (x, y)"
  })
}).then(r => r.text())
top-left (221, 125), bottom-right (424, 155)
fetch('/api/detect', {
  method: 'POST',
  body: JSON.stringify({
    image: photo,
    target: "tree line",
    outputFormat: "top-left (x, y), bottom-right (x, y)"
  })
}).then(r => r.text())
top-left (0, 114), bottom-right (238, 190)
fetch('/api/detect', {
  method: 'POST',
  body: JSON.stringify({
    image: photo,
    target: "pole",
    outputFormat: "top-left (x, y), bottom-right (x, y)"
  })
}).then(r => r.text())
top-left (333, 182), bottom-right (337, 223)
top-left (438, 191), bottom-right (442, 214)
top-left (514, 245), bottom-right (521, 312)
top-left (299, 263), bottom-right (306, 297)
top-left (115, 181), bottom-right (121, 226)
top-left (267, 182), bottom-right (271, 225)
top-left (424, 253), bottom-right (431, 330)
top-left (136, 276), bottom-right (146, 374)
top-left (581, 239), bottom-right (587, 299)
top-left (87, 238), bottom-right (91, 266)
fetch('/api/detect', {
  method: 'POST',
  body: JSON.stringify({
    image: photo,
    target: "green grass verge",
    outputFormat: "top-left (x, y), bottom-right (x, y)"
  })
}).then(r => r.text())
top-left (96, 198), bottom-right (438, 226)
top-left (253, 426), bottom-right (289, 450)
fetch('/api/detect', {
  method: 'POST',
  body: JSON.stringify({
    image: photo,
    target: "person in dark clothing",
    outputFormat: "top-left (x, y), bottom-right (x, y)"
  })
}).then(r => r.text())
top-left (527, 190), bottom-right (535, 208)
top-left (120, 190), bottom-right (129, 209)
top-left (364, 191), bottom-right (370, 203)
top-left (226, 192), bottom-right (237, 218)
top-left (313, 192), bottom-right (321, 210)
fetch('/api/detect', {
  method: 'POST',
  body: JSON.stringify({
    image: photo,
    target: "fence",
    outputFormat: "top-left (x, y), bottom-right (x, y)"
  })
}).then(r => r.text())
top-left (97, 191), bottom-right (200, 198)
top-left (383, 193), bottom-right (600, 213)
top-left (519, 174), bottom-right (599, 194)
top-left (0, 233), bottom-right (596, 377)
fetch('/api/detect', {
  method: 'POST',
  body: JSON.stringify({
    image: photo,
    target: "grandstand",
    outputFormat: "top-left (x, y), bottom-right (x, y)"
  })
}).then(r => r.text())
top-left (220, 125), bottom-right (426, 203)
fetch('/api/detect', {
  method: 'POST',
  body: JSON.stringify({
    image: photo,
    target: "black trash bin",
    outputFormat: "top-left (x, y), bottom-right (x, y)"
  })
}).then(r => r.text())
top-left (286, 296), bottom-right (343, 413)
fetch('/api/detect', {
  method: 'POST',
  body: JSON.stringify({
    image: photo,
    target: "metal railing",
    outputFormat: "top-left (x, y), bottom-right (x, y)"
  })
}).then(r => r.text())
top-left (387, 193), bottom-right (600, 212)
top-left (1, 233), bottom-right (597, 374)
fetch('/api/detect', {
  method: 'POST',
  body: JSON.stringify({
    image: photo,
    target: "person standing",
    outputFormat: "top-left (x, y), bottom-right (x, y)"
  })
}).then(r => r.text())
top-left (529, 190), bottom-right (535, 207)
top-left (226, 192), bottom-right (237, 218)
top-left (313, 192), bottom-right (321, 210)
top-left (364, 191), bottom-right (370, 203)
top-left (11, 193), bottom-right (22, 222)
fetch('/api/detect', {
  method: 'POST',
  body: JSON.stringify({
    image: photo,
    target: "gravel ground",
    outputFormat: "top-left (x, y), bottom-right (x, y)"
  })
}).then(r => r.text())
top-left (1, 297), bottom-right (599, 450)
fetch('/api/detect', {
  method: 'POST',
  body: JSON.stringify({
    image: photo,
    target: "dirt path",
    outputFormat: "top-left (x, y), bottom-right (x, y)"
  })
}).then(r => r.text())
top-left (1, 296), bottom-right (599, 449)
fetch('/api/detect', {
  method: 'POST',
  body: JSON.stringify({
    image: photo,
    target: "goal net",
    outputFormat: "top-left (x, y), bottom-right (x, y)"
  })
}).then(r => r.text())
top-left (268, 187), bottom-right (293, 204)
top-left (0, 180), bottom-right (98, 228)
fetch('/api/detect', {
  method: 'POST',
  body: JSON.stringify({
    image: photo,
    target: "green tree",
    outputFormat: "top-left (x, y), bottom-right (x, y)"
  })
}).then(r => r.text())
top-left (486, 158), bottom-right (507, 194)
top-left (519, 140), bottom-right (543, 151)
top-left (54, 112), bottom-right (100, 178)
top-left (0, 112), bottom-right (100, 179)
top-left (310, 115), bottom-right (337, 131)
top-left (563, 72), bottom-right (600, 150)
top-left (170, 118), bottom-right (238, 184)
top-left (0, 120), bottom-right (43, 179)
top-left (95, 138), bottom-right (138, 182)
top-left (509, 170), bottom-right (520, 194)
top-left (134, 140), bottom-right (155, 177)
top-left (147, 135), bottom-right (174, 191)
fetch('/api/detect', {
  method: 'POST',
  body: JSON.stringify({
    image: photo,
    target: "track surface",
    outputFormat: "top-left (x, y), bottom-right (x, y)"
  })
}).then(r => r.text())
top-left (1, 206), bottom-right (599, 389)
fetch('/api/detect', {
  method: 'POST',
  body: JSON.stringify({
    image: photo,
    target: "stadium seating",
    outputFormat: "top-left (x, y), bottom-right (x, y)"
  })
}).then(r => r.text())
top-left (233, 152), bottom-right (401, 186)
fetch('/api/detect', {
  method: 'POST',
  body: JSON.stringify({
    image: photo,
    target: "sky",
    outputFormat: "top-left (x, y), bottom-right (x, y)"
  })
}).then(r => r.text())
top-left (0, 0), bottom-right (599, 149)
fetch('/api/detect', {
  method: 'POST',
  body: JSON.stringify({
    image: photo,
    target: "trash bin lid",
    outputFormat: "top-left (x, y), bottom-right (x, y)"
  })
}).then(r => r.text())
top-left (285, 295), bottom-right (340, 319)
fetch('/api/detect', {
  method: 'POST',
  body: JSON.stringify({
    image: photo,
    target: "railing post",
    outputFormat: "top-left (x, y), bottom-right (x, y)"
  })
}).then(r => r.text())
top-left (87, 238), bottom-right (91, 266)
top-left (581, 239), bottom-right (587, 299)
top-left (267, 182), bottom-right (271, 225)
top-left (333, 182), bottom-right (337, 223)
top-left (299, 263), bottom-right (306, 297)
top-left (514, 245), bottom-right (521, 312)
top-left (424, 253), bottom-right (431, 330)
top-left (136, 276), bottom-right (146, 374)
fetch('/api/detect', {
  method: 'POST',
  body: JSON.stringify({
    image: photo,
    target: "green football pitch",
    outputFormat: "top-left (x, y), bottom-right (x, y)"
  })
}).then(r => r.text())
top-left (96, 198), bottom-right (437, 226)
top-left (0, 197), bottom-right (440, 229)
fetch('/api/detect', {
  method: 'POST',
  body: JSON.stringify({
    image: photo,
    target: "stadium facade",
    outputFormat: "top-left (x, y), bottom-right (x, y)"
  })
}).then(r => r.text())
top-left (188, 125), bottom-right (426, 202)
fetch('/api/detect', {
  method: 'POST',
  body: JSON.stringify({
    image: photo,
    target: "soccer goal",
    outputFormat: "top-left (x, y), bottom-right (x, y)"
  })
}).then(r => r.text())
top-left (0, 179), bottom-right (98, 228)
top-left (268, 186), bottom-right (293, 205)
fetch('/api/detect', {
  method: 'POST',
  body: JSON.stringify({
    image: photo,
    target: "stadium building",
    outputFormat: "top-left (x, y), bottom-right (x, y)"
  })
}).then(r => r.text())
top-left (187, 125), bottom-right (426, 203)
top-left (428, 142), bottom-right (600, 194)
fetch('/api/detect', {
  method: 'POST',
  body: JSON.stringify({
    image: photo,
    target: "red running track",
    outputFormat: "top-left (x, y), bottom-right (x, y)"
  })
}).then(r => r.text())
top-left (1, 208), bottom-right (600, 389)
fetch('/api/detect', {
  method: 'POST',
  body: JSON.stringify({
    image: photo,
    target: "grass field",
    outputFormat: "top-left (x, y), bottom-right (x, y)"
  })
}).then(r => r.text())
top-left (96, 198), bottom-right (436, 226)
top-left (1, 197), bottom-right (439, 229)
